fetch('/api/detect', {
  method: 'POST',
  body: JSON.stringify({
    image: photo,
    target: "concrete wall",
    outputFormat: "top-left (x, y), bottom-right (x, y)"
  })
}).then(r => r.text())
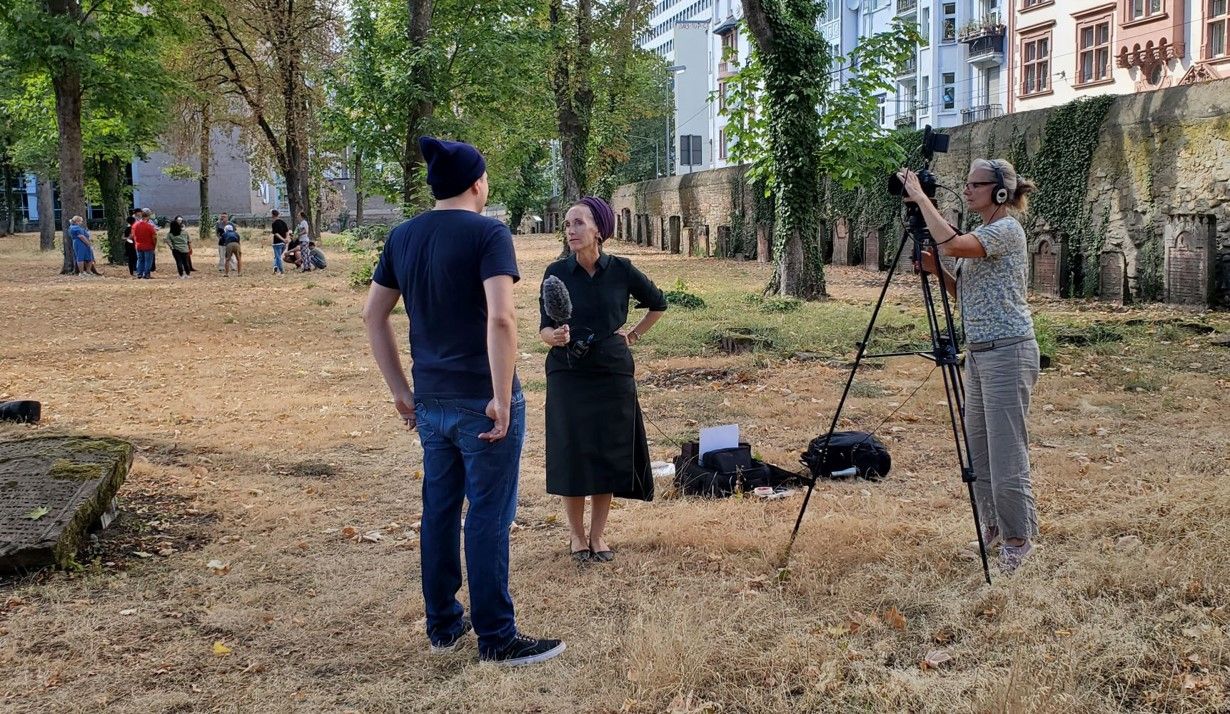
top-left (132, 127), bottom-right (270, 220)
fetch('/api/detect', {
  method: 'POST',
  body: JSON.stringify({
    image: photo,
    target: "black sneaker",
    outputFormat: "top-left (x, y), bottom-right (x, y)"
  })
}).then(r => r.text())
top-left (429, 617), bottom-right (472, 654)
top-left (480, 633), bottom-right (566, 666)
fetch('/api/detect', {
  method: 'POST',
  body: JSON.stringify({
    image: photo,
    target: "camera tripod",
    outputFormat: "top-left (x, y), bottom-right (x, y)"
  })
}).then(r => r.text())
top-left (784, 200), bottom-right (993, 585)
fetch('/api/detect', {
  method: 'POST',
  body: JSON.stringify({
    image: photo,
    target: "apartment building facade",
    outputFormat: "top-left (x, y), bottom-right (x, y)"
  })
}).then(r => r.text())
top-left (1011, 0), bottom-right (1226, 113)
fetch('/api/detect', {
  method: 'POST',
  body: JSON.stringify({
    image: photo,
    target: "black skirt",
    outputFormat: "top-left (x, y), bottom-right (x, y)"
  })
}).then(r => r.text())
top-left (544, 335), bottom-right (653, 501)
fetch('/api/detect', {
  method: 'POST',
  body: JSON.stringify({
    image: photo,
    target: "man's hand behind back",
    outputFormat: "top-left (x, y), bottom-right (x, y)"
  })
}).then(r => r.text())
top-left (478, 398), bottom-right (509, 442)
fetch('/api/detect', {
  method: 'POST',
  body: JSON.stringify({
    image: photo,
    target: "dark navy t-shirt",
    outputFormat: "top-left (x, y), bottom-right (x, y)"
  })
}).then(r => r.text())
top-left (372, 209), bottom-right (520, 399)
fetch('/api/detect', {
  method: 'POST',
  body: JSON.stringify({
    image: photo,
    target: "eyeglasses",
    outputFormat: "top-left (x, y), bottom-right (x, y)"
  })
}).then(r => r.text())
top-left (964, 181), bottom-right (997, 190)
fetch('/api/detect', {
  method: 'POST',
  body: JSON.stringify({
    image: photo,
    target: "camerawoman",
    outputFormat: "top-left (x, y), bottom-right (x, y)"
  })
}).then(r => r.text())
top-left (896, 158), bottom-right (1041, 575)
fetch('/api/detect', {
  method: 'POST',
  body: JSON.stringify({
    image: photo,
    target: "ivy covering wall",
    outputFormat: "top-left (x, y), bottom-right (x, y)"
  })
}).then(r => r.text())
top-left (1026, 96), bottom-right (1117, 297)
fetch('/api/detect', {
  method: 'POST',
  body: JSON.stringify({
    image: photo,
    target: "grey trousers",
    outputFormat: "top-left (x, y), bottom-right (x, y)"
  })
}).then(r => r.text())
top-left (965, 338), bottom-right (1040, 541)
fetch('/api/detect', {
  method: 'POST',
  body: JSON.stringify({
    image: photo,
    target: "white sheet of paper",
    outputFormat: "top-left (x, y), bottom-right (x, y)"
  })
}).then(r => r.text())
top-left (699, 424), bottom-right (739, 458)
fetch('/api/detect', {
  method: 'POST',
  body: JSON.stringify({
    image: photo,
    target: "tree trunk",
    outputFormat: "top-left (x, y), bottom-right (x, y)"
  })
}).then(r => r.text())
top-left (401, 0), bottom-right (436, 214)
top-left (37, 176), bottom-right (55, 251)
top-left (1, 158), bottom-right (15, 235)
top-left (52, 75), bottom-right (87, 274)
top-left (48, 0), bottom-right (87, 274)
top-left (199, 101), bottom-right (211, 243)
top-left (97, 157), bottom-right (126, 263)
top-left (550, 0), bottom-right (594, 205)
top-left (354, 149), bottom-right (364, 226)
top-left (742, 0), bottom-right (827, 299)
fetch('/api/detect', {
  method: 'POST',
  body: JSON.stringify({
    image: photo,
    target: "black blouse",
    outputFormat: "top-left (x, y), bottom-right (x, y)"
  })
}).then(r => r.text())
top-left (538, 252), bottom-right (668, 339)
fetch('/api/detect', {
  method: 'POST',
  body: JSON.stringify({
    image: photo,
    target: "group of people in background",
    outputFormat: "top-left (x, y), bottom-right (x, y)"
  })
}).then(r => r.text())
top-left (68, 207), bottom-right (326, 279)
top-left (267, 209), bottom-right (322, 275)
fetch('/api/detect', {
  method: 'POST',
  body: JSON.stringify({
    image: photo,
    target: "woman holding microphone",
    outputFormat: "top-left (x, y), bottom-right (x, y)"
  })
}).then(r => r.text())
top-left (538, 197), bottom-right (667, 563)
top-left (897, 158), bottom-right (1040, 574)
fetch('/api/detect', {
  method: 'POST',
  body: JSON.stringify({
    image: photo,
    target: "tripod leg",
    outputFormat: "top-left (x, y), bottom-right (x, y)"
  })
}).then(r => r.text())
top-left (783, 231), bottom-right (911, 564)
top-left (921, 263), bottom-right (992, 584)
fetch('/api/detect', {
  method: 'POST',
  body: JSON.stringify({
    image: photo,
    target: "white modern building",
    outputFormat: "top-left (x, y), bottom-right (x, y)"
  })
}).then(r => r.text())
top-left (708, 1), bottom-right (752, 169)
top-left (638, 0), bottom-right (718, 174)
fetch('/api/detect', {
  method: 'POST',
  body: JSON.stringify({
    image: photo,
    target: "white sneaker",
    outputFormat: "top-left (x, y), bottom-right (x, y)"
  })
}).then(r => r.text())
top-left (998, 541), bottom-right (1034, 574)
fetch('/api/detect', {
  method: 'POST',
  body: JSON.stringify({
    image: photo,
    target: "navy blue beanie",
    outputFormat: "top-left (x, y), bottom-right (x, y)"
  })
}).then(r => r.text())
top-left (419, 136), bottom-right (487, 200)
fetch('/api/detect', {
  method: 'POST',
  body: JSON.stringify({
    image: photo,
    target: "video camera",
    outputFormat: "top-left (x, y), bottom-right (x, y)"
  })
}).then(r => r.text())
top-left (886, 125), bottom-right (949, 199)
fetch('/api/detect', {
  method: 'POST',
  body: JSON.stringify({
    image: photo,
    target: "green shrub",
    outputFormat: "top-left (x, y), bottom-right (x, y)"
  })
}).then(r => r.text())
top-left (348, 251), bottom-right (380, 289)
top-left (663, 278), bottom-right (706, 309)
top-left (339, 224), bottom-right (391, 254)
top-left (665, 290), bottom-right (706, 309)
top-left (1033, 315), bottom-right (1057, 363)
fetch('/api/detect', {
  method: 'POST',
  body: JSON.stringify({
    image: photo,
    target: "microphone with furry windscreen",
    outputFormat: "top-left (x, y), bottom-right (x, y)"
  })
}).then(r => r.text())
top-left (542, 275), bottom-right (572, 326)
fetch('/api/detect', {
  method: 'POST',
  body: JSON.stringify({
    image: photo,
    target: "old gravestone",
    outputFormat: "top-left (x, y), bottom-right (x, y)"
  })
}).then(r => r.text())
top-left (0, 436), bottom-right (133, 570)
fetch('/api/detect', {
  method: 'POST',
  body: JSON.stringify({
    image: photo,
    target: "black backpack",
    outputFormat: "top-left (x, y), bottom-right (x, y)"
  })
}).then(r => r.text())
top-left (800, 431), bottom-right (892, 480)
top-left (673, 442), bottom-right (800, 498)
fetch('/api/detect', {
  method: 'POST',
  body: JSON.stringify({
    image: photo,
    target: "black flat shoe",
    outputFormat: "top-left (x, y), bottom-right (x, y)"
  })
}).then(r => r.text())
top-left (589, 541), bottom-right (614, 563)
top-left (571, 548), bottom-right (592, 562)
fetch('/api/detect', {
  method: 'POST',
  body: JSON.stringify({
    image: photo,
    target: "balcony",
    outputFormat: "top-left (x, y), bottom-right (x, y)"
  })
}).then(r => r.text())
top-left (895, 0), bottom-right (916, 15)
top-left (718, 60), bottom-right (739, 78)
top-left (895, 55), bottom-right (917, 79)
top-left (895, 102), bottom-right (920, 129)
top-left (961, 104), bottom-right (1004, 124)
top-left (961, 22), bottom-right (1005, 67)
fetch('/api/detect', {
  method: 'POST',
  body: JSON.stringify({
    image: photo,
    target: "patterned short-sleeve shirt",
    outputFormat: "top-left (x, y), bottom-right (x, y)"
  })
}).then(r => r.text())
top-left (955, 216), bottom-right (1034, 344)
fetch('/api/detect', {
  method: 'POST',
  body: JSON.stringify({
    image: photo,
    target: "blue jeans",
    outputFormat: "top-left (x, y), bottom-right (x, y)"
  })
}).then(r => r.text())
top-left (136, 250), bottom-right (154, 278)
top-left (273, 243), bottom-right (285, 273)
top-left (414, 392), bottom-right (525, 653)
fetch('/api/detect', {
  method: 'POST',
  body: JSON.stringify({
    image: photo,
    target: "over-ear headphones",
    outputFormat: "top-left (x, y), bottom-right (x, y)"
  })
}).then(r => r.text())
top-left (990, 161), bottom-right (1010, 206)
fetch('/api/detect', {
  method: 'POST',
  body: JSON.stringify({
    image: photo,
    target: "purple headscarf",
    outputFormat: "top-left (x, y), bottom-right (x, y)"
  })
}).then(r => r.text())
top-left (576, 196), bottom-right (615, 242)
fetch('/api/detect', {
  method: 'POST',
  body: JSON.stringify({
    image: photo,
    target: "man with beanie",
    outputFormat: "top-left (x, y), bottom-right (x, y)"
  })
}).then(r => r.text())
top-left (362, 136), bottom-right (565, 666)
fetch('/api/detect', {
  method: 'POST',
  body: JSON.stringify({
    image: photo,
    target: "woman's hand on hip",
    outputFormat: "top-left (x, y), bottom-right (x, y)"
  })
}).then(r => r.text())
top-left (541, 325), bottom-right (570, 347)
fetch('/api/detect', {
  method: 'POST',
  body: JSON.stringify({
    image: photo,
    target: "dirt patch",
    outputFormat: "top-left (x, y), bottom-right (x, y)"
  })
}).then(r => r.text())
top-left (641, 367), bottom-right (755, 389)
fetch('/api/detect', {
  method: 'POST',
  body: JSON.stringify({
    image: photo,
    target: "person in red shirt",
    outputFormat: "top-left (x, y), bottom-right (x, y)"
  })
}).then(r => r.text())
top-left (132, 209), bottom-right (158, 279)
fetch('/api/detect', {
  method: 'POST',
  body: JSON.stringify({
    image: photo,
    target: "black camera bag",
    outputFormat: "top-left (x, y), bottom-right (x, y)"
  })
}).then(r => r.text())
top-left (800, 430), bottom-right (892, 480)
top-left (673, 442), bottom-right (798, 498)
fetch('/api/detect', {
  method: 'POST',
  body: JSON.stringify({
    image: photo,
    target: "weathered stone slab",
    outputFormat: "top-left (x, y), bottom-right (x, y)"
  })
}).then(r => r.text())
top-left (0, 436), bottom-right (133, 570)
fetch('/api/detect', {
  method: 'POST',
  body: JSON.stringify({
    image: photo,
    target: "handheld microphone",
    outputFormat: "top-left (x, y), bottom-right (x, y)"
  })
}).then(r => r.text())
top-left (542, 275), bottom-right (572, 326)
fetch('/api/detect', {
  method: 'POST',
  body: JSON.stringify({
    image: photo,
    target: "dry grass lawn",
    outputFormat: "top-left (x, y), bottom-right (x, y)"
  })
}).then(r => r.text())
top-left (0, 231), bottom-right (1227, 713)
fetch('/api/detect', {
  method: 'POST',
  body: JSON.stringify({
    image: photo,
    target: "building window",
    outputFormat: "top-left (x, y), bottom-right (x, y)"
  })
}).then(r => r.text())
top-left (942, 72), bottom-right (956, 109)
top-left (1208, 0), bottom-right (1229, 59)
top-left (920, 7), bottom-right (931, 47)
top-left (721, 27), bottom-right (738, 62)
top-left (1022, 0), bottom-right (1050, 7)
top-left (920, 75), bottom-right (930, 114)
top-left (1021, 32), bottom-right (1051, 96)
top-left (718, 128), bottom-right (727, 160)
top-left (680, 135), bottom-right (702, 166)
top-left (1127, 0), bottom-right (1164, 21)
top-left (942, 2), bottom-right (957, 42)
top-left (718, 81), bottom-right (727, 111)
top-left (1077, 15), bottom-right (1112, 84)
top-left (876, 93), bottom-right (886, 125)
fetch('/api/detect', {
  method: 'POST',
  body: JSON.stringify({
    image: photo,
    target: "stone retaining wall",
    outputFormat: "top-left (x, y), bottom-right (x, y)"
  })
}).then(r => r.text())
top-left (607, 78), bottom-right (1230, 306)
